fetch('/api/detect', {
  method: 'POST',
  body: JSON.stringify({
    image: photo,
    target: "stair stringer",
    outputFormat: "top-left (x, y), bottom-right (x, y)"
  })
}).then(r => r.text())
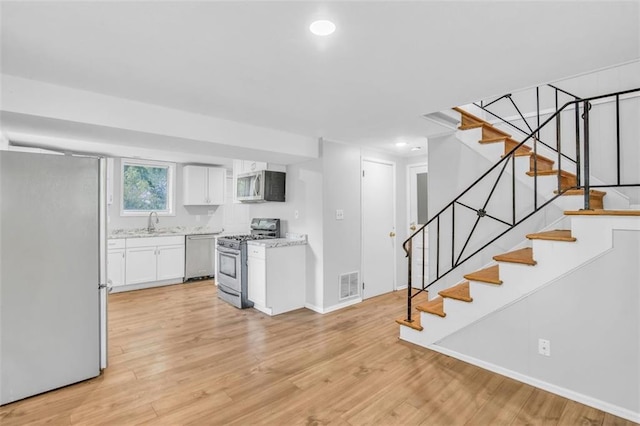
top-left (400, 214), bottom-right (640, 347)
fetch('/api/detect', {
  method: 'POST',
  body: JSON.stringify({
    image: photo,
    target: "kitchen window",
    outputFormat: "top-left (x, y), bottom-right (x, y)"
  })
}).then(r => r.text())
top-left (120, 159), bottom-right (175, 216)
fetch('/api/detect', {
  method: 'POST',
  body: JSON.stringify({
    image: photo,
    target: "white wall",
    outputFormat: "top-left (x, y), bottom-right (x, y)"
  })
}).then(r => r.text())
top-left (321, 141), bottom-right (363, 309)
top-left (437, 230), bottom-right (640, 420)
top-left (314, 140), bottom-right (409, 311)
top-left (426, 132), bottom-right (565, 295)
top-left (248, 159), bottom-right (325, 310)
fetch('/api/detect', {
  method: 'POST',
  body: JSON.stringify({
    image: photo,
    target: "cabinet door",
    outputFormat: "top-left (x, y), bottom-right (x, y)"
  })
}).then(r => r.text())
top-left (247, 256), bottom-right (267, 308)
top-left (157, 244), bottom-right (185, 281)
top-left (183, 165), bottom-right (207, 205)
top-left (206, 167), bottom-right (226, 205)
top-left (107, 249), bottom-right (126, 287)
top-left (125, 247), bottom-right (157, 285)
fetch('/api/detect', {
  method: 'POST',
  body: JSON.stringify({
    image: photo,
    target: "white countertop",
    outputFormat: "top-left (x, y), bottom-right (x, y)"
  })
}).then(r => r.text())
top-left (109, 226), bottom-right (224, 239)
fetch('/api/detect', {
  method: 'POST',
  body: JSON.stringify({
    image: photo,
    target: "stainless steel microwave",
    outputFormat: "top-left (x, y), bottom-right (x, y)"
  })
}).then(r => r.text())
top-left (236, 170), bottom-right (286, 202)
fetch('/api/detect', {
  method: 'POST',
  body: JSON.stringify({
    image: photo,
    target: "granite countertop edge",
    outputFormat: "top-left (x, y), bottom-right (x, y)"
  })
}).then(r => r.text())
top-left (108, 227), bottom-right (224, 239)
top-left (247, 238), bottom-right (308, 248)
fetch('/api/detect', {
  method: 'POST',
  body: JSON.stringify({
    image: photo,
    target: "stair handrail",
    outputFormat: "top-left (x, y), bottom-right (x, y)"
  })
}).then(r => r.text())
top-left (403, 86), bottom-right (640, 324)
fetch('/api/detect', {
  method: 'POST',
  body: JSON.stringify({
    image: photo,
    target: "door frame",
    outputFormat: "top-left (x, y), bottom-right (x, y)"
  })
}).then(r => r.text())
top-left (406, 162), bottom-right (428, 291)
top-left (360, 157), bottom-right (398, 297)
top-left (406, 162), bottom-right (428, 230)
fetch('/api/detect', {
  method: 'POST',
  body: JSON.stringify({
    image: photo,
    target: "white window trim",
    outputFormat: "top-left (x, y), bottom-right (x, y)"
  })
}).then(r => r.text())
top-left (120, 158), bottom-right (176, 217)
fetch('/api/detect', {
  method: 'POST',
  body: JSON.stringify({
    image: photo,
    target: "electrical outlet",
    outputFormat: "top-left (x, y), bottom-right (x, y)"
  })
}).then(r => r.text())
top-left (294, 210), bottom-right (299, 219)
top-left (336, 209), bottom-right (344, 220)
top-left (538, 338), bottom-right (551, 356)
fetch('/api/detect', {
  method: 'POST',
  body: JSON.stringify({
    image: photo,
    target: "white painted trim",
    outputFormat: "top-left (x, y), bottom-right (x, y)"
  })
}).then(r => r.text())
top-left (305, 297), bottom-right (362, 314)
top-left (406, 162), bottom-right (428, 230)
top-left (110, 278), bottom-right (184, 293)
top-left (304, 303), bottom-right (324, 314)
top-left (120, 158), bottom-right (176, 217)
top-left (406, 162), bottom-right (429, 291)
top-left (424, 344), bottom-right (640, 424)
top-left (361, 157), bottom-right (398, 295)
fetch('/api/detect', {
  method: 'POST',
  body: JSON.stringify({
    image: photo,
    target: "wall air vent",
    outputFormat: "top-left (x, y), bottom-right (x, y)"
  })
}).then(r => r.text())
top-left (339, 271), bottom-right (360, 300)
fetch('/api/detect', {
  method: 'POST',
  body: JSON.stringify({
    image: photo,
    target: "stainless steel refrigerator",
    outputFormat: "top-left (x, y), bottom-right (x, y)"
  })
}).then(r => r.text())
top-left (0, 150), bottom-right (108, 405)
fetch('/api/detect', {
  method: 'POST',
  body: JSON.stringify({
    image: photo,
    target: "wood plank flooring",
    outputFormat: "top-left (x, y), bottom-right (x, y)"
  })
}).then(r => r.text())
top-left (0, 280), bottom-right (635, 425)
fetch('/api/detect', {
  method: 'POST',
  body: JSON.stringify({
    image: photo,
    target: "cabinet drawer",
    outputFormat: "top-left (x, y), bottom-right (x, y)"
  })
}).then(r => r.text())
top-left (126, 235), bottom-right (185, 248)
top-left (247, 244), bottom-right (265, 259)
top-left (107, 239), bottom-right (125, 249)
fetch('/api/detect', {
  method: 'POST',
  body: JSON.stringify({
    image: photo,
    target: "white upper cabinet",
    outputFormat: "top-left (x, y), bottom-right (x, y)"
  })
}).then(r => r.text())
top-left (183, 165), bottom-right (225, 205)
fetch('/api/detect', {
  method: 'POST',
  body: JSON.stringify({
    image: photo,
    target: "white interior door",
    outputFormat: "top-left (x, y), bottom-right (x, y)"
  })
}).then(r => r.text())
top-left (362, 159), bottom-right (396, 299)
top-left (408, 164), bottom-right (428, 289)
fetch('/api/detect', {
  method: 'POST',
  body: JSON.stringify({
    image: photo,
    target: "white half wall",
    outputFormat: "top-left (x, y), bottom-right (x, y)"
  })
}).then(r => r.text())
top-left (436, 229), bottom-right (640, 422)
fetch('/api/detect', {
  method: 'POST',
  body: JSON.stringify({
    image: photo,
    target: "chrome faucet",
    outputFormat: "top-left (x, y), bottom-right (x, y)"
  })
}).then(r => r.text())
top-left (147, 211), bottom-right (159, 232)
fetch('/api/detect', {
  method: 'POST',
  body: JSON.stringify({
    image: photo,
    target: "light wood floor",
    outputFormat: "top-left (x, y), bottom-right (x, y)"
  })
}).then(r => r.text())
top-left (0, 280), bottom-right (635, 425)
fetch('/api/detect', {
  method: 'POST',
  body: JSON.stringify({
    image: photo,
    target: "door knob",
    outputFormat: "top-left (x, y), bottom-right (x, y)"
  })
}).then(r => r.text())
top-left (389, 232), bottom-right (396, 237)
top-left (410, 225), bottom-right (417, 231)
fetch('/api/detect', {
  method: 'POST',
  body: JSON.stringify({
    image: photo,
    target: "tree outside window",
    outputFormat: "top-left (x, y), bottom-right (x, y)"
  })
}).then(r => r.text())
top-left (121, 159), bottom-right (175, 215)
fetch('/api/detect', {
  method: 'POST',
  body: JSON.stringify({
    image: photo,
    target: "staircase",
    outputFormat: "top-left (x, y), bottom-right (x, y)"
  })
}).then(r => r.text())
top-left (453, 107), bottom-right (607, 209)
top-left (397, 209), bottom-right (640, 346)
top-left (397, 87), bottom-right (639, 341)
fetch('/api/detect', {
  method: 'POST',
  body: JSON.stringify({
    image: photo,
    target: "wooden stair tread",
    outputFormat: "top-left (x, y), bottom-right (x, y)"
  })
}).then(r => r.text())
top-left (452, 106), bottom-right (486, 124)
top-left (493, 247), bottom-right (537, 265)
top-left (452, 107), bottom-right (512, 138)
top-left (525, 169), bottom-right (576, 178)
top-left (529, 152), bottom-right (555, 164)
top-left (458, 122), bottom-right (484, 130)
top-left (564, 209), bottom-right (640, 216)
top-left (556, 188), bottom-right (607, 196)
top-left (464, 265), bottom-right (502, 285)
top-left (395, 316), bottom-right (423, 331)
top-left (479, 136), bottom-right (508, 143)
top-left (526, 229), bottom-right (576, 242)
top-left (438, 282), bottom-right (473, 302)
top-left (416, 297), bottom-right (446, 318)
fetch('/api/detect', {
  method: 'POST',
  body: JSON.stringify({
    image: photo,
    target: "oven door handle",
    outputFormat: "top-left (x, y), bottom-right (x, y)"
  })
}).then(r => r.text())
top-left (218, 286), bottom-right (239, 296)
top-left (217, 247), bottom-right (240, 255)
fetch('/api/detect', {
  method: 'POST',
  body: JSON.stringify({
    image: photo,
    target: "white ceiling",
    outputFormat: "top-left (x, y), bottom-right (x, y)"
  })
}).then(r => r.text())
top-left (1, 1), bottom-right (639, 160)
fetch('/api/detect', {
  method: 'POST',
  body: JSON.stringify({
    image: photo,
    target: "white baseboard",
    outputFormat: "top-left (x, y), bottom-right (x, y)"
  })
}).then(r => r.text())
top-left (305, 297), bottom-right (362, 314)
top-left (423, 344), bottom-right (640, 423)
top-left (304, 303), bottom-right (323, 314)
top-left (110, 278), bottom-right (186, 293)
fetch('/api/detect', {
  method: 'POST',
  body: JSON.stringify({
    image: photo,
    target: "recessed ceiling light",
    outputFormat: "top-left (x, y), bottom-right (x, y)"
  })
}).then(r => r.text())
top-left (411, 146), bottom-right (423, 151)
top-left (310, 20), bottom-right (336, 36)
top-left (395, 141), bottom-right (408, 147)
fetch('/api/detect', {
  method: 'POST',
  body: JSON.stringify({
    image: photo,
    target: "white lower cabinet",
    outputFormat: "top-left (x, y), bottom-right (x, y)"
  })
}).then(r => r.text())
top-left (125, 246), bottom-right (158, 285)
top-left (123, 236), bottom-right (185, 287)
top-left (247, 243), bottom-right (305, 316)
top-left (107, 239), bottom-right (126, 288)
top-left (156, 244), bottom-right (187, 281)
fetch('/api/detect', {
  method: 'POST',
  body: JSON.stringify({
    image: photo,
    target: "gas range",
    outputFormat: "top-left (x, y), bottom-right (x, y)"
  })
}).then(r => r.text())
top-left (216, 218), bottom-right (280, 309)
top-left (217, 234), bottom-right (275, 250)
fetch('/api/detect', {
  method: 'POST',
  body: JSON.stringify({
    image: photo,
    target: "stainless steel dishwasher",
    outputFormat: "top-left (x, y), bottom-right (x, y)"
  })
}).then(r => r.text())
top-left (185, 234), bottom-right (216, 280)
